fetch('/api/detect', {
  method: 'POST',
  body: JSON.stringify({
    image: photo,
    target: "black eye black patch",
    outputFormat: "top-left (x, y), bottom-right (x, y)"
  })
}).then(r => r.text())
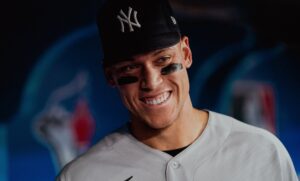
top-left (117, 76), bottom-right (139, 85)
top-left (161, 63), bottom-right (183, 75)
top-left (116, 63), bottom-right (183, 85)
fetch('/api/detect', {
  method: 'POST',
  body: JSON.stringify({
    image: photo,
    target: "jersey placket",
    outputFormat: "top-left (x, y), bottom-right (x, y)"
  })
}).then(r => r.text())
top-left (165, 158), bottom-right (188, 181)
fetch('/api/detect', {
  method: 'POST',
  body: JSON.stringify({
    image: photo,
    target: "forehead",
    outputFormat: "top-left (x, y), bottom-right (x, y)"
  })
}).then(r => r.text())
top-left (113, 43), bottom-right (180, 66)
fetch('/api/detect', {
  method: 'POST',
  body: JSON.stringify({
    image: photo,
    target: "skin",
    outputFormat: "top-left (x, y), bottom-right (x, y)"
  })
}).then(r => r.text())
top-left (105, 36), bottom-right (208, 151)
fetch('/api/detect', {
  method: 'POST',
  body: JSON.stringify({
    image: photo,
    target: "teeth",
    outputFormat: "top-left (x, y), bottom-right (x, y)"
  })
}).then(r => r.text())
top-left (144, 92), bottom-right (170, 105)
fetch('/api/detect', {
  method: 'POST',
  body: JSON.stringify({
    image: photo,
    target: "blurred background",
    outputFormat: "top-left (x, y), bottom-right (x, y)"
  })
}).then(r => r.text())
top-left (1, 0), bottom-right (299, 180)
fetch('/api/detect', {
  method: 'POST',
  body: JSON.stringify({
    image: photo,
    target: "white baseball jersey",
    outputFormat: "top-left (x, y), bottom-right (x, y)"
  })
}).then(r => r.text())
top-left (56, 111), bottom-right (298, 181)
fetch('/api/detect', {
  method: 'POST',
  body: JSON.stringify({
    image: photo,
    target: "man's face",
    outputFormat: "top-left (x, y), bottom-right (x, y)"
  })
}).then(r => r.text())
top-left (106, 37), bottom-right (192, 130)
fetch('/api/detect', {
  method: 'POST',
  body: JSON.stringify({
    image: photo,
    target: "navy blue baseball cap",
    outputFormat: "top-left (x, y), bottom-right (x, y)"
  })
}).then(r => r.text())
top-left (96, 0), bottom-right (181, 66)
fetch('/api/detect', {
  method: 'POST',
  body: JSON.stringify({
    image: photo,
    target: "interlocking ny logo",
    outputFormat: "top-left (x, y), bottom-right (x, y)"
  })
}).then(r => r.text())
top-left (117, 7), bottom-right (141, 33)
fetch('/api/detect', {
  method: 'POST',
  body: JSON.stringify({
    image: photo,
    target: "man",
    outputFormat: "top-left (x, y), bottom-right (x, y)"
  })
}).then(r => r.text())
top-left (56, 0), bottom-right (298, 180)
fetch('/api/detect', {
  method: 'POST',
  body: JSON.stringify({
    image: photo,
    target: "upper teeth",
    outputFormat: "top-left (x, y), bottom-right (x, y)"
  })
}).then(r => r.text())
top-left (144, 92), bottom-right (170, 105)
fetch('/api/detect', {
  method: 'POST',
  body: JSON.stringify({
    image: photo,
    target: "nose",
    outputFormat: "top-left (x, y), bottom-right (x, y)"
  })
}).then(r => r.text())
top-left (140, 66), bottom-right (163, 91)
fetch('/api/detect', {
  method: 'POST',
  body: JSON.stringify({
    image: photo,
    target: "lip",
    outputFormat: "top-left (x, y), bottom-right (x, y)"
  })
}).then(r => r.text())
top-left (139, 91), bottom-right (172, 106)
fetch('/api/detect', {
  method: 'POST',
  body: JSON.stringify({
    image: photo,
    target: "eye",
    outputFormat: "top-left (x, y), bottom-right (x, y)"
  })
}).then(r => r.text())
top-left (118, 64), bottom-right (140, 73)
top-left (156, 56), bottom-right (171, 65)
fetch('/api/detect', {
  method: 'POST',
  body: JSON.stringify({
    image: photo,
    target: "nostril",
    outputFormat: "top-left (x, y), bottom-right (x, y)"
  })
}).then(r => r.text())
top-left (140, 87), bottom-right (152, 92)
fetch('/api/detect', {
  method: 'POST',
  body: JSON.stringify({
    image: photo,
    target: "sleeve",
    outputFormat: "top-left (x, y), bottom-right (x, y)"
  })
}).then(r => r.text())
top-left (272, 135), bottom-right (299, 181)
top-left (278, 148), bottom-right (299, 180)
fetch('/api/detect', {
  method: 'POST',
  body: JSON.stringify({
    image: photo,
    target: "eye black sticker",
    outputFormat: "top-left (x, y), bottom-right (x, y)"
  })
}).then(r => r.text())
top-left (161, 63), bottom-right (183, 75)
top-left (116, 63), bottom-right (183, 85)
top-left (117, 76), bottom-right (139, 85)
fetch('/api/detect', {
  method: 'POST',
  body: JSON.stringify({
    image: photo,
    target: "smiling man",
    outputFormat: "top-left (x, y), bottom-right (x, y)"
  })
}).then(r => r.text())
top-left (106, 36), bottom-right (208, 152)
top-left (56, 0), bottom-right (298, 180)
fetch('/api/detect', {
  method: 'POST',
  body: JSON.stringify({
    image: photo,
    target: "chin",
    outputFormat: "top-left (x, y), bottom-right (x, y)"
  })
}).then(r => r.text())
top-left (143, 116), bottom-right (176, 130)
top-left (130, 108), bottom-right (179, 129)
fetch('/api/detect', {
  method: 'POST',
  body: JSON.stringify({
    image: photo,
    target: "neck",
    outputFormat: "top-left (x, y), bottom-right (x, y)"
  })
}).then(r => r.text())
top-left (130, 97), bottom-right (208, 151)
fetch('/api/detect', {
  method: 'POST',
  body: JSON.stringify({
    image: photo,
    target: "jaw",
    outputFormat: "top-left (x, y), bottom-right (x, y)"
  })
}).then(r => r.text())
top-left (131, 86), bottom-right (191, 130)
top-left (129, 96), bottom-right (198, 150)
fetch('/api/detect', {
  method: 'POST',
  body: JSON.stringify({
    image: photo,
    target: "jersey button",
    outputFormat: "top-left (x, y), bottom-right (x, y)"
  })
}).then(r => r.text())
top-left (171, 161), bottom-right (180, 169)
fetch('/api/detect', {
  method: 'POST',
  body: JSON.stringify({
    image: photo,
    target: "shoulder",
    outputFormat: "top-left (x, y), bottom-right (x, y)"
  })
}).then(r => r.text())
top-left (208, 111), bottom-right (298, 180)
top-left (56, 128), bottom-right (132, 181)
top-left (209, 111), bottom-right (284, 150)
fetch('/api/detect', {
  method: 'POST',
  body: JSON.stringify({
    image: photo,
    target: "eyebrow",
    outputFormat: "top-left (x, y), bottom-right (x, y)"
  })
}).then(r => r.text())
top-left (115, 47), bottom-right (173, 66)
top-left (114, 59), bottom-right (135, 67)
top-left (152, 49), bottom-right (165, 56)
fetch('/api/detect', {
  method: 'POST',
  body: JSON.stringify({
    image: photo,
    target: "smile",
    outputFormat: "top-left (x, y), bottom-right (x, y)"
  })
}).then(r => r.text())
top-left (141, 91), bottom-right (171, 105)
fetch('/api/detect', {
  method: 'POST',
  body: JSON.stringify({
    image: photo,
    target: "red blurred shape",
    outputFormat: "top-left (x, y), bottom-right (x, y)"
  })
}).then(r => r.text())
top-left (260, 86), bottom-right (276, 133)
top-left (72, 99), bottom-right (95, 149)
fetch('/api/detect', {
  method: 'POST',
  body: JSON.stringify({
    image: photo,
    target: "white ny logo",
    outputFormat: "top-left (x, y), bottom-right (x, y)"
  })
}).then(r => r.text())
top-left (117, 7), bottom-right (141, 33)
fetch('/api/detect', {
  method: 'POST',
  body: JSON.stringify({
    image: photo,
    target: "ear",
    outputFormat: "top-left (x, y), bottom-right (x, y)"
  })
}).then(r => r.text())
top-left (180, 36), bottom-right (192, 68)
top-left (104, 66), bottom-right (117, 87)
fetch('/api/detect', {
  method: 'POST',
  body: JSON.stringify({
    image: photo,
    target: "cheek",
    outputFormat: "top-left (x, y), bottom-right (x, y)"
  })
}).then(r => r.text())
top-left (118, 85), bottom-right (139, 108)
top-left (170, 70), bottom-right (190, 94)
